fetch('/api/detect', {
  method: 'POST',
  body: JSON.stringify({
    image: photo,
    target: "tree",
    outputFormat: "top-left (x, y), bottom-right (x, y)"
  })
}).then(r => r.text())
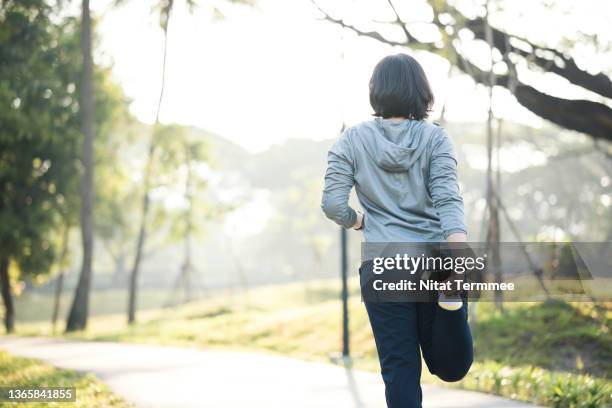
top-left (156, 126), bottom-right (211, 306)
top-left (65, 0), bottom-right (96, 332)
top-left (125, 0), bottom-right (174, 325)
top-left (0, 1), bottom-right (82, 332)
top-left (89, 100), bottom-right (140, 289)
top-left (123, 0), bottom-right (253, 324)
top-left (0, 0), bottom-right (130, 333)
top-left (95, 154), bottom-right (138, 287)
top-left (312, 0), bottom-right (612, 142)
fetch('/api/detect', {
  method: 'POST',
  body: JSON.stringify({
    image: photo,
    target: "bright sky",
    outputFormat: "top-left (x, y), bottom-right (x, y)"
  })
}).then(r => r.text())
top-left (88, 0), bottom-right (611, 152)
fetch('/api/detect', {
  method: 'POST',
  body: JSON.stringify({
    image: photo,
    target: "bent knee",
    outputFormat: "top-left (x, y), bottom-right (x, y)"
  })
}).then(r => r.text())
top-left (435, 358), bottom-right (472, 383)
top-left (437, 369), bottom-right (468, 383)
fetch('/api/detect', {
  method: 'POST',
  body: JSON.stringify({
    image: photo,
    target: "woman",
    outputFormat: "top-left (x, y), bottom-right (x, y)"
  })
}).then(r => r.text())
top-left (321, 53), bottom-right (473, 408)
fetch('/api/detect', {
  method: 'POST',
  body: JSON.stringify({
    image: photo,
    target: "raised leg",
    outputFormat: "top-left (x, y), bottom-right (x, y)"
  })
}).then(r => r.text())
top-left (417, 300), bottom-right (473, 382)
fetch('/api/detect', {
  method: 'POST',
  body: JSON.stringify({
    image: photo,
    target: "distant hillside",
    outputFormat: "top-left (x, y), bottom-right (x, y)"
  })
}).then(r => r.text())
top-left (190, 126), bottom-right (333, 190)
top-left (189, 126), bottom-right (250, 171)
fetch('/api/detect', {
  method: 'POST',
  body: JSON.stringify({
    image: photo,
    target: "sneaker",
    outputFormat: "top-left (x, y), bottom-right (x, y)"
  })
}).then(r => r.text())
top-left (437, 292), bottom-right (463, 311)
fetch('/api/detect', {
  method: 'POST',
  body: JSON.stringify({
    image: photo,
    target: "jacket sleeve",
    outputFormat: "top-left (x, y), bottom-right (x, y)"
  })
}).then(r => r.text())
top-left (321, 131), bottom-right (358, 229)
top-left (428, 129), bottom-right (467, 237)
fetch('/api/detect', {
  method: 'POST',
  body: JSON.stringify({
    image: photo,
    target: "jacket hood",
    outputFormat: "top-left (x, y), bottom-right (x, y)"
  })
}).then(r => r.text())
top-left (364, 118), bottom-right (431, 172)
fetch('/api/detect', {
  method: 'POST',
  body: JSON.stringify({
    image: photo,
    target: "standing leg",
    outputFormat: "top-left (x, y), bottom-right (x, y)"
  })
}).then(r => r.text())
top-left (364, 301), bottom-right (422, 408)
top-left (417, 300), bottom-right (473, 382)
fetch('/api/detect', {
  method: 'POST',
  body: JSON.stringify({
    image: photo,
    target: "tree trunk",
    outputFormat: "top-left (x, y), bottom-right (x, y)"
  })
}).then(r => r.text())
top-left (52, 272), bottom-right (64, 333)
top-left (127, 11), bottom-right (171, 325)
top-left (127, 179), bottom-right (151, 324)
top-left (483, 2), bottom-right (503, 311)
top-left (111, 252), bottom-right (126, 287)
top-left (183, 143), bottom-right (194, 302)
top-left (66, 0), bottom-right (95, 332)
top-left (0, 257), bottom-right (14, 333)
top-left (52, 223), bottom-right (70, 333)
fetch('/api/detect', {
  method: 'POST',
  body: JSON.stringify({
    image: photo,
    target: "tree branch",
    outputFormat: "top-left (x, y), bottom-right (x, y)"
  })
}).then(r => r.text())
top-left (463, 16), bottom-right (612, 99)
top-left (385, 0), bottom-right (416, 43)
top-left (450, 44), bottom-right (612, 142)
top-left (310, 0), bottom-right (434, 50)
top-left (312, 0), bottom-right (612, 142)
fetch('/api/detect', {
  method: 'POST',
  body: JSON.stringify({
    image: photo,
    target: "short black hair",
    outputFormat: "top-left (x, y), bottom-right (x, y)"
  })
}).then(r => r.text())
top-left (369, 53), bottom-right (434, 120)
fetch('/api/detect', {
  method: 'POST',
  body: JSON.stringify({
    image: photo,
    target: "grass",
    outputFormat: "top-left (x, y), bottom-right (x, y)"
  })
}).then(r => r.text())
top-left (472, 300), bottom-right (611, 378)
top-left (13, 289), bottom-right (169, 323)
top-left (14, 279), bottom-right (612, 407)
top-left (0, 350), bottom-right (130, 407)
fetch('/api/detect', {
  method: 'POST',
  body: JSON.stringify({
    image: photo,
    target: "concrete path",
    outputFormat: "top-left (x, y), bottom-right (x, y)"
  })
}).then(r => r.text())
top-left (0, 337), bottom-right (538, 408)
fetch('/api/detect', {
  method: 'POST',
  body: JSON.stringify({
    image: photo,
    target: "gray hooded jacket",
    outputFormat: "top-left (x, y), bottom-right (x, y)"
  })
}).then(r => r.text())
top-left (321, 117), bottom-right (466, 243)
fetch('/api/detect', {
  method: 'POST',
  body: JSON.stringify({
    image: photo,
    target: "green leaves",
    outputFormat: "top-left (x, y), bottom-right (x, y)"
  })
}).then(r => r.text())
top-left (0, 0), bottom-right (127, 280)
top-left (0, 1), bottom-right (78, 272)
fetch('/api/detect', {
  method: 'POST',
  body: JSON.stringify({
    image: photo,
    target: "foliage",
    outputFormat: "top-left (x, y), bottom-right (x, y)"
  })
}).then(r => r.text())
top-left (0, 0), bottom-right (130, 280)
top-left (472, 301), bottom-right (611, 378)
top-left (126, 124), bottom-right (211, 247)
top-left (0, 1), bottom-right (82, 276)
top-left (92, 98), bottom-right (139, 283)
top-left (0, 350), bottom-right (130, 407)
top-left (462, 362), bottom-right (610, 408)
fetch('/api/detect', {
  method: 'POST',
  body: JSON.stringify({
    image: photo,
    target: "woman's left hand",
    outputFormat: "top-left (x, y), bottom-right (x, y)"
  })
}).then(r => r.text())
top-left (353, 211), bottom-right (364, 230)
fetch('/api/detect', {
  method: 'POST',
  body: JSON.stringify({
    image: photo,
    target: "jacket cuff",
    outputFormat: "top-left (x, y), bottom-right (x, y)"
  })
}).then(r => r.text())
top-left (444, 228), bottom-right (467, 238)
top-left (342, 207), bottom-right (357, 229)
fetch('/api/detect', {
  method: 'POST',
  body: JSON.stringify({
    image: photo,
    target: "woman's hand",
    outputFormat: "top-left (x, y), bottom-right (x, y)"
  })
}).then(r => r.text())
top-left (352, 211), bottom-right (364, 230)
top-left (447, 232), bottom-right (467, 242)
top-left (440, 231), bottom-right (470, 297)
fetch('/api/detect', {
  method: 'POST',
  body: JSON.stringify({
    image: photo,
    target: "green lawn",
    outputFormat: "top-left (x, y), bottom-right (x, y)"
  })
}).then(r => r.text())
top-left (0, 350), bottom-right (130, 407)
top-left (15, 279), bottom-right (612, 407)
top-left (13, 289), bottom-right (170, 323)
